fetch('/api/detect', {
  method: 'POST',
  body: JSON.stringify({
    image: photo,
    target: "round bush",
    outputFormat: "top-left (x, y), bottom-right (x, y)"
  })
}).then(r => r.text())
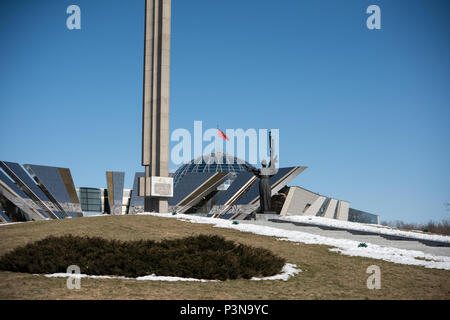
top-left (0, 234), bottom-right (286, 280)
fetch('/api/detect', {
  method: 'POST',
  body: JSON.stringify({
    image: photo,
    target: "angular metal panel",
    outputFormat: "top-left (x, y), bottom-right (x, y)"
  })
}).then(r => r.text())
top-left (112, 172), bottom-right (125, 206)
top-left (25, 164), bottom-right (83, 218)
top-left (168, 172), bottom-right (216, 206)
top-left (1, 162), bottom-right (50, 201)
top-left (0, 169), bottom-right (27, 198)
top-left (128, 172), bottom-right (145, 214)
top-left (214, 172), bottom-right (255, 206)
top-left (0, 209), bottom-right (11, 223)
top-left (0, 170), bottom-right (47, 221)
top-left (58, 168), bottom-right (81, 205)
top-left (219, 213), bottom-right (235, 220)
top-left (106, 171), bottom-right (125, 215)
top-left (0, 161), bottom-right (58, 219)
top-left (24, 165), bottom-right (71, 202)
top-left (176, 172), bottom-right (230, 213)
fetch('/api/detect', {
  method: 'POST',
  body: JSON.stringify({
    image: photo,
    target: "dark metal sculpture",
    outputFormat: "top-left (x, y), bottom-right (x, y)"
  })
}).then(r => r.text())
top-left (244, 132), bottom-right (278, 213)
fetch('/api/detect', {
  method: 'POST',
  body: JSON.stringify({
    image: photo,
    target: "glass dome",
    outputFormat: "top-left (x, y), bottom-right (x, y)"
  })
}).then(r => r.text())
top-left (172, 153), bottom-right (251, 186)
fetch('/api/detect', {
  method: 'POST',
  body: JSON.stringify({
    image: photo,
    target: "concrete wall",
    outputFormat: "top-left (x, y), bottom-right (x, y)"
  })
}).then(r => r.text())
top-left (280, 186), bottom-right (320, 216)
top-left (280, 186), bottom-right (352, 221)
top-left (336, 200), bottom-right (350, 221)
top-left (323, 198), bottom-right (338, 219)
top-left (303, 196), bottom-right (326, 216)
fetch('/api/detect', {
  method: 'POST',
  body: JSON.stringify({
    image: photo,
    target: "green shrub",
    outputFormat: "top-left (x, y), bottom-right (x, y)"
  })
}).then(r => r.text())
top-left (0, 234), bottom-right (285, 280)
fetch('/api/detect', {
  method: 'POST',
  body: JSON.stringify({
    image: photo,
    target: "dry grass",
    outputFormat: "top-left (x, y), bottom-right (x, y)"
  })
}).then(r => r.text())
top-left (0, 215), bottom-right (449, 300)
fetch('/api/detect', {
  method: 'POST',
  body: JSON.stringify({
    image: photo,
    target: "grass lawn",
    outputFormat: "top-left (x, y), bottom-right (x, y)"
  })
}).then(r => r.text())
top-left (0, 215), bottom-right (449, 300)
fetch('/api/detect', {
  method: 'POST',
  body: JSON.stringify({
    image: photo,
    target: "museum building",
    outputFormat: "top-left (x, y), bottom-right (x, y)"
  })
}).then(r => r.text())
top-left (0, 155), bottom-right (379, 224)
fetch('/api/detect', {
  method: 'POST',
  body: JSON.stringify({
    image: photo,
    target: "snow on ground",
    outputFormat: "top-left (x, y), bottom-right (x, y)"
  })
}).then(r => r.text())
top-left (0, 213), bottom-right (107, 226)
top-left (82, 212), bottom-right (108, 218)
top-left (43, 273), bottom-right (216, 282)
top-left (278, 215), bottom-right (450, 244)
top-left (251, 263), bottom-right (301, 281)
top-left (42, 263), bottom-right (300, 282)
top-left (139, 213), bottom-right (450, 270)
top-left (0, 221), bottom-right (30, 227)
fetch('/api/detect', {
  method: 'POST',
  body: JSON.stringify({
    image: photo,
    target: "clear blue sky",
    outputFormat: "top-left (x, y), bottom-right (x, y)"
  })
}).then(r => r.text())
top-left (1, 0), bottom-right (449, 223)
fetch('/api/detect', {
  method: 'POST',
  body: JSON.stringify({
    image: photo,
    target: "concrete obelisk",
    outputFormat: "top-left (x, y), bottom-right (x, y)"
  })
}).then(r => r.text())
top-left (140, 0), bottom-right (172, 213)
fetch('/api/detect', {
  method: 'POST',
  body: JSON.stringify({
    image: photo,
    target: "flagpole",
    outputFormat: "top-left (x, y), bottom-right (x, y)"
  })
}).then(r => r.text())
top-left (269, 130), bottom-right (273, 165)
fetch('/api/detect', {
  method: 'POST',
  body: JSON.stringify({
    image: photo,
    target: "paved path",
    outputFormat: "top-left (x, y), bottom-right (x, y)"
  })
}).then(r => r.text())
top-left (241, 219), bottom-right (450, 257)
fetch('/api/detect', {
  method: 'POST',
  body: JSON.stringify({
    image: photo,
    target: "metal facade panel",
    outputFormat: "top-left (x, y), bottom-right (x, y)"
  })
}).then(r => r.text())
top-left (106, 172), bottom-right (114, 204)
top-left (58, 168), bottom-right (80, 204)
top-left (0, 161), bottom-right (59, 219)
top-left (214, 172), bottom-right (255, 206)
top-left (348, 208), bottom-right (379, 224)
top-left (112, 172), bottom-right (125, 206)
top-left (0, 161), bottom-right (50, 202)
top-left (0, 170), bottom-right (28, 199)
top-left (24, 164), bottom-right (83, 217)
top-left (0, 209), bottom-right (11, 223)
top-left (168, 172), bottom-right (216, 206)
top-left (24, 164), bottom-right (71, 203)
top-left (130, 172), bottom-right (145, 208)
top-left (52, 211), bottom-right (66, 219)
top-left (219, 213), bottom-right (234, 220)
top-left (176, 173), bottom-right (229, 212)
top-left (106, 171), bottom-right (125, 215)
top-left (66, 212), bottom-right (80, 218)
top-left (36, 210), bottom-right (49, 219)
top-left (0, 170), bottom-right (50, 221)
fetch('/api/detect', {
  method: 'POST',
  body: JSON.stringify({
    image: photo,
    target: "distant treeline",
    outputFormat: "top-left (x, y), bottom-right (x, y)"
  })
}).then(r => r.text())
top-left (381, 218), bottom-right (450, 236)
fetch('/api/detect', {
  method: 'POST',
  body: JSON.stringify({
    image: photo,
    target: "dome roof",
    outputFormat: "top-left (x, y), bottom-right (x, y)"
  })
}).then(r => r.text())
top-left (173, 153), bottom-right (250, 186)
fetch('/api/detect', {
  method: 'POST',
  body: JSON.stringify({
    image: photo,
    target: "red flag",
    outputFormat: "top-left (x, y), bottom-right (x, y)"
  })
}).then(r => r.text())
top-left (217, 128), bottom-right (229, 141)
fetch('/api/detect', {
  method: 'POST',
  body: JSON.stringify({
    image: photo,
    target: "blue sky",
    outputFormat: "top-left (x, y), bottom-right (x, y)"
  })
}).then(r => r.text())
top-left (1, 0), bottom-right (449, 223)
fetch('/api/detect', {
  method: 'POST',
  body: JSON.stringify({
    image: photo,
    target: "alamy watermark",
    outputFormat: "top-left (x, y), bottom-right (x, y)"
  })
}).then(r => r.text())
top-left (366, 265), bottom-right (381, 290)
top-left (65, 4), bottom-right (381, 32)
top-left (170, 121), bottom-right (279, 166)
top-left (66, 5), bottom-right (81, 30)
top-left (367, 5), bottom-right (381, 30)
top-left (66, 265), bottom-right (81, 290)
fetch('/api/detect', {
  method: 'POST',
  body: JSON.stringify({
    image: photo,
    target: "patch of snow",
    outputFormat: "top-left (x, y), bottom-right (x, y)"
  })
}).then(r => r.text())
top-left (43, 273), bottom-right (216, 282)
top-left (278, 215), bottom-right (450, 244)
top-left (41, 263), bottom-right (299, 282)
top-left (136, 275), bottom-right (217, 282)
top-left (44, 273), bottom-right (130, 280)
top-left (251, 263), bottom-right (301, 281)
top-left (82, 213), bottom-right (108, 218)
top-left (0, 213), bottom-right (108, 226)
top-left (0, 221), bottom-right (29, 227)
top-left (138, 212), bottom-right (450, 270)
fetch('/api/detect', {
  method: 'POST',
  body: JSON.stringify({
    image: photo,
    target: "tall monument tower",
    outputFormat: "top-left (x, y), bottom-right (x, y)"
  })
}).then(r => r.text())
top-left (140, 0), bottom-right (173, 213)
